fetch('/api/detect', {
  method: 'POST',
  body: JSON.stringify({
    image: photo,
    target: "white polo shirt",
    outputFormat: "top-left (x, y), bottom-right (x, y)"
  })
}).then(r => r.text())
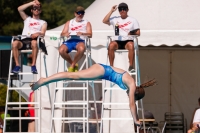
top-left (109, 16), bottom-right (140, 40)
top-left (193, 108), bottom-right (200, 123)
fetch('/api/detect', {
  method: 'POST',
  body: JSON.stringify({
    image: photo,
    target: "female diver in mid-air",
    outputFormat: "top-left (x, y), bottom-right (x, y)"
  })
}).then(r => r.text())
top-left (31, 63), bottom-right (155, 127)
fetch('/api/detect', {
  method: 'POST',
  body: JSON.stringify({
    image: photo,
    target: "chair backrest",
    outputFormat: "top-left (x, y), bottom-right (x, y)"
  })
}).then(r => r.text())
top-left (164, 112), bottom-right (185, 132)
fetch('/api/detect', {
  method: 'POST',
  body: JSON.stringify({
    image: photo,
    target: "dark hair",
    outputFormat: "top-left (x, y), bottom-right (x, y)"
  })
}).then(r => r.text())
top-left (126, 87), bottom-right (145, 100)
top-left (198, 97), bottom-right (200, 103)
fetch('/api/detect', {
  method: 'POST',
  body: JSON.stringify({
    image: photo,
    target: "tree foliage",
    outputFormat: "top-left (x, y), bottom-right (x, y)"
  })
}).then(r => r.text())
top-left (0, 84), bottom-right (7, 106)
top-left (0, 84), bottom-right (26, 106)
top-left (0, 0), bottom-right (95, 36)
top-left (0, 0), bottom-right (44, 35)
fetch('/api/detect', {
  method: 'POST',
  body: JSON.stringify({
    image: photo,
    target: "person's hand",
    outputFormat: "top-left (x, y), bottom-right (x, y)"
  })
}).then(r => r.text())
top-left (31, 33), bottom-right (40, 39)
top-left (111, 5), bottom-right (117, 12)
top-left (32, 0), bottom-right (40, 6)
top-left (65, 32), bottom-right (71, 37)
top-left (76, 32), bottom-right (83, 36)
top-left (61, 32), bottom-right (70, 38)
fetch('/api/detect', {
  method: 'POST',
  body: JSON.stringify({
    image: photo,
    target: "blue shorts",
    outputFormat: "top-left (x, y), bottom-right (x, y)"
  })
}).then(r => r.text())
top-left (63, 39), bottom-right (85, 53)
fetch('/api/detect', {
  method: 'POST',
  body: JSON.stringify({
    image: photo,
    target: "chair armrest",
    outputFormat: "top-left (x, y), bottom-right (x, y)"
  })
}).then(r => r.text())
top-left (37, 36), bottom-right (48, 55)
top-left (84, 37), bottom-right (91, 49)
top-left (107, 36), bottom-right (112, 48)
top-left (58, 36), bottom-right (66, 47)
top-left (11, 35), bottom-right (40, 48)
top-left (11, 35), bottom-right (48, 54)
top-left (11, 35), bottom-right (30, 43)
top-left (37, 35), bottom-right (44, 49)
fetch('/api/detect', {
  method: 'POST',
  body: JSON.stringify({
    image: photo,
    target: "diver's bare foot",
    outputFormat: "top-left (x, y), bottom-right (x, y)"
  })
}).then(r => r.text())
top-left (31, 78), bottom-right (45, 91)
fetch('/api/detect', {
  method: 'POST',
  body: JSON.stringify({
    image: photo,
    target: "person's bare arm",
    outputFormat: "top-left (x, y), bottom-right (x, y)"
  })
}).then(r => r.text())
top-left (102, 5), bottom-right (117, 25)
top-left (18, 0), bottom-right (40, 20)
top-left (31, 22), bottom-right (47, 39)
top-left (61, 21), bottom-right (70, 37)
top-left (30, 92), bottom-right (34, 107)
top-left (129, 29), bottom-right (140, 36)
top-left (123, 74), bottom-right (140, 125)
top-left (77, 22), bottom-right (92, 38)
top-left (40, 22), bottom-right (47, 36)
top-left (128, 84), bottom-right (140, 124)
top-left (135, 29), bottom-right (140, 36)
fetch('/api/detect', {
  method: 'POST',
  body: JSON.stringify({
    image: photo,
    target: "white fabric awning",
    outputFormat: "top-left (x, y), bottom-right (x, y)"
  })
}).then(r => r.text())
top-left (45, 30), bottom-right (200, 47)
top-left (46, 0), bottom-right (200, 47)
top-left (41, 0), bottom-right (200, 132)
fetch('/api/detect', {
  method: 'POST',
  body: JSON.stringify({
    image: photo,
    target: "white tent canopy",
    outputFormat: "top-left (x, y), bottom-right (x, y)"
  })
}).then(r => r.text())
top-left (46, 0), bottom-right (200, 47)
top-left (38, 0), bottom-right (200, 132)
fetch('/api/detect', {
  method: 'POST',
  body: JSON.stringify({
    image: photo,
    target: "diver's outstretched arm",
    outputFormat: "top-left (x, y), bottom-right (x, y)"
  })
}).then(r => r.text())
top-left (123, 73), bottom-right (141, 126)
top-left (32, 64), bottom-right (104, 90)
top-left (128, 83), bottom-right (140, 125)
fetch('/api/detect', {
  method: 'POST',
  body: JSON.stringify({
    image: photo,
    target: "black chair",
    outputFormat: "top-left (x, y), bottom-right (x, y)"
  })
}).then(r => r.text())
top-left (164, 112), bottom-right (185, 133)
top-left (139, 110), bottom-right (167, 133)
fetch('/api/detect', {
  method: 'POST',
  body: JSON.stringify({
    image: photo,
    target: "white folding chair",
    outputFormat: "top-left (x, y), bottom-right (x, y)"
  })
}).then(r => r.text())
top-left (100, 35), bottom-right (145, 133)
top-left (50, 35), bottom-right (100, 133)
top-left (3, 35), bottom-right (49, 133)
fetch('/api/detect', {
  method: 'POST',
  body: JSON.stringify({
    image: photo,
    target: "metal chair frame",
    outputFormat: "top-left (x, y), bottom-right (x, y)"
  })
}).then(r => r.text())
top-left (50, 36), bottom-right (100, 133)
top-left (100, 35), bottom-right (146, 133)
top-left (3, 35), bottom-right (50, 133)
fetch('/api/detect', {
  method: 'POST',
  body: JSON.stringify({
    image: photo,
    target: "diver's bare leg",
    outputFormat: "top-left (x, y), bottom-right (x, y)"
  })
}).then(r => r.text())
top-left (32, 64), bottom-right (104, 90)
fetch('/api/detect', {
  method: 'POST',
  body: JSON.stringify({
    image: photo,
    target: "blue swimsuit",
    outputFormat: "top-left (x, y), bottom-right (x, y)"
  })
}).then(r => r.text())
top-left (99, 63), bottom-right (127, 90)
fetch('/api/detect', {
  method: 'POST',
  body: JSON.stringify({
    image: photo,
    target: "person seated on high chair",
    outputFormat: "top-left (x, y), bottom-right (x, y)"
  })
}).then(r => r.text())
top-left (12, 0), bottom-right (47, 74)
top-left (59, 6), bottom-right (92, 72)
top-left (188, 97), bottom-right (200, 133)
top-left (188, 108), bottom-right (200, 133)
top-left (102, 2), bottom-right (140, 72)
